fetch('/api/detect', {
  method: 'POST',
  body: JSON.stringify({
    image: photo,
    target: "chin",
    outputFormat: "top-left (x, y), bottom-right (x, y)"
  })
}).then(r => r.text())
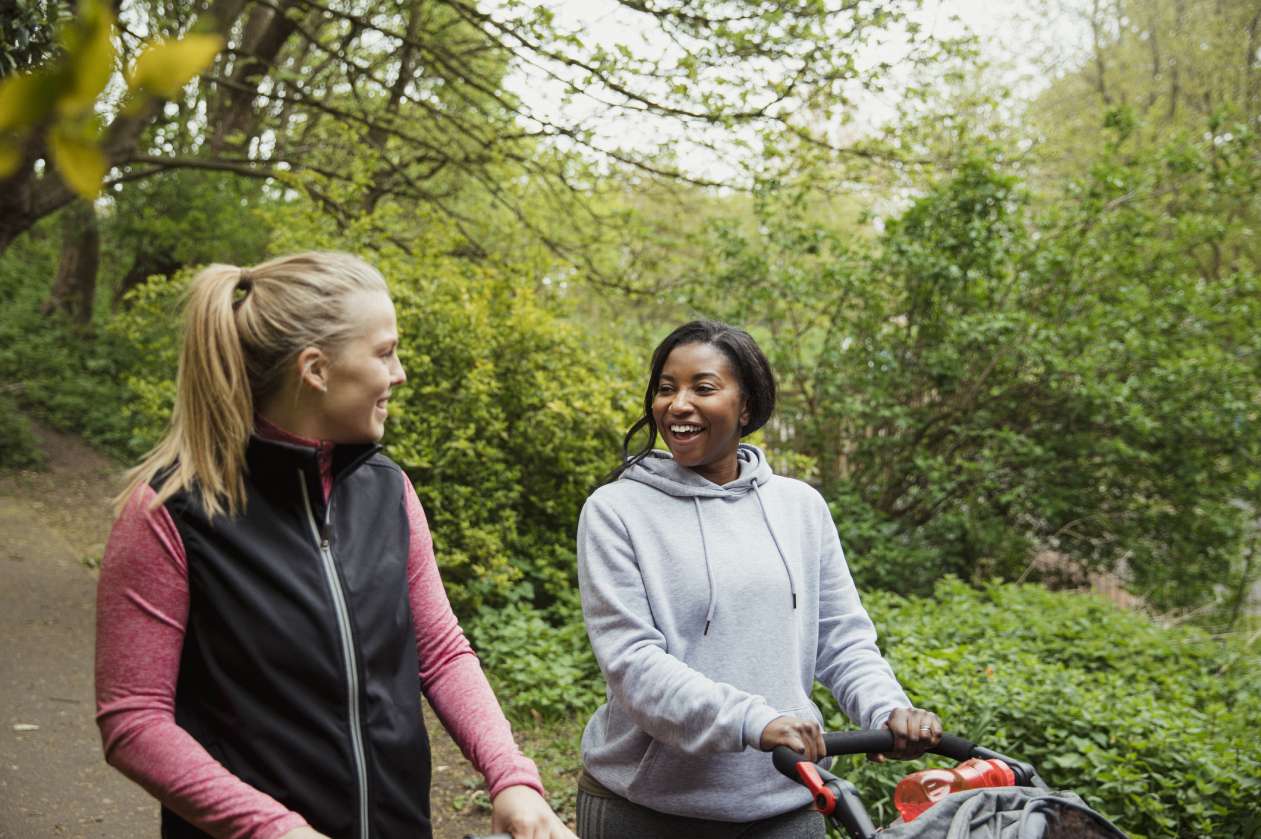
top-left (666, 448), bottom-right (700, 466)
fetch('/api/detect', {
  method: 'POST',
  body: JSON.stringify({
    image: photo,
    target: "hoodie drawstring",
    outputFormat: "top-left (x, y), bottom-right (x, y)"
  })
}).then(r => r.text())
top-left (693, 481), bottom-right (799, 637)
top-left (693, 497), bottom-right (718, 636)
top-left (752, 480), bottom-right (798, 611)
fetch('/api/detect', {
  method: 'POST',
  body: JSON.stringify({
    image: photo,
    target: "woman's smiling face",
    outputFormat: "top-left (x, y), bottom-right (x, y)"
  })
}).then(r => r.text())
top-left (652, 342), bottom-right (749, 485)
top-left (317, 290), bottom-right (406, 443)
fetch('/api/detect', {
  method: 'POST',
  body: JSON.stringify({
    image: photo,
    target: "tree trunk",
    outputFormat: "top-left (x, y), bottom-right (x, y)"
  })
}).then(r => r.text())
top-left (113, 252), bottom-right (183, 308)
top-left (42, 202), bottom-right (100, 325)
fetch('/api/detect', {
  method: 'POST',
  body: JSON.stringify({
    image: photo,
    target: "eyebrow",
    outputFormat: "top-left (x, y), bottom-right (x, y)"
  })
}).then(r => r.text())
top-left (660, 370), bottom-right (723, 381)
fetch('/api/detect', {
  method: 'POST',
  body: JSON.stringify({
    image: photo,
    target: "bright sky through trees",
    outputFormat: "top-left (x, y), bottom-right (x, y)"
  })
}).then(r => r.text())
top-left (497, 0), bottom-right (1085, 180)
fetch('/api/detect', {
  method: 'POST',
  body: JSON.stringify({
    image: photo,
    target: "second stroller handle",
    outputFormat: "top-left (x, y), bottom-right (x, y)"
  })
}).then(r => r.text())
top-left (771, 730), bottom-right (975, 780)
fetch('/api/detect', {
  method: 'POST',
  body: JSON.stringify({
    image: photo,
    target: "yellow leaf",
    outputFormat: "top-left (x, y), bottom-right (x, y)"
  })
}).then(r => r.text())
top-left (0, 72), bottom-right (54, 132)
top-left (49, 127), bottom-right (106, 199)
top-left (127, 34), bottom-right (224, 99)
top-left (0, 142), bottom-right (22, 178)
top-left (58, 2), bottom-right (116, 114)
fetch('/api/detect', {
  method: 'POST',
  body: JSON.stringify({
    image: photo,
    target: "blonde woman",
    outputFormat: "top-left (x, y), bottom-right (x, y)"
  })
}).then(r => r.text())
top-left (95, 253), bottom-right (573, 839)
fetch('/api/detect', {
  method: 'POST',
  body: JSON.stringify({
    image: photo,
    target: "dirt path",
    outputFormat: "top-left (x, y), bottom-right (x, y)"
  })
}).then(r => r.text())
top-left (0, 424), bottom-right (496, 839)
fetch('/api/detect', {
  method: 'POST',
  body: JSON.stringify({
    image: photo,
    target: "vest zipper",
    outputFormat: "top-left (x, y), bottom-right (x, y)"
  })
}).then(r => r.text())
top-left (298, 472), bottom-right (370, 839)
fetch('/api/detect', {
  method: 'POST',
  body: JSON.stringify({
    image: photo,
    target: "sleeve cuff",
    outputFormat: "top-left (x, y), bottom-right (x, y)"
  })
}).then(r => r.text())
top-left (485, 755), bottom-right (546, 800)
top-left (742, 702), bottom-right (782, 750)
top-left (868, 701), bottom-right (907, 732)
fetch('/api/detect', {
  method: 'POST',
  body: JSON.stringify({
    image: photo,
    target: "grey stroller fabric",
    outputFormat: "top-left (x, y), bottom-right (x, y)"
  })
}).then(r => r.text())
top-left (877, 787), bottom-right (1128, 839)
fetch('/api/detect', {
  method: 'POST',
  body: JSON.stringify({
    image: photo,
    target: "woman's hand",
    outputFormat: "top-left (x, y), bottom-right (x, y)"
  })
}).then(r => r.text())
top-left (867, 707), bottom-right (942, 763)
top-left (759, 714), bottom-right (827, 763)
top-left (277, 828), bottom-right (331, 839)
top-left (491, 784), bottom-right (577, 839)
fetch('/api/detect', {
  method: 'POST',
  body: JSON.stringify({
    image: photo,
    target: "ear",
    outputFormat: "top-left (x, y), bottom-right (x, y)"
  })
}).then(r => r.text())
top-left (296, 346), bottom-right (329, 393)
top-left (739, 395), bottom-right (751, 429)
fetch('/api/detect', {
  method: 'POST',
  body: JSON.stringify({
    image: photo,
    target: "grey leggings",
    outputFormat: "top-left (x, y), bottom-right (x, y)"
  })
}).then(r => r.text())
top-left (576, 789), bottom-right (827, 839)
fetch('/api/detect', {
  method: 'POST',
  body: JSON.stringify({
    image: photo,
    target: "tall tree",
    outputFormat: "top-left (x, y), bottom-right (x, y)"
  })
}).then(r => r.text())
top-left (0, 0), bottom-right (939, 283)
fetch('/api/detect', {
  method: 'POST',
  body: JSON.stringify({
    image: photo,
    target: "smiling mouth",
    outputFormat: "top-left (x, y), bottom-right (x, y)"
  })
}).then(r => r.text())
top-left (668, 423), bottom-right (704, 441)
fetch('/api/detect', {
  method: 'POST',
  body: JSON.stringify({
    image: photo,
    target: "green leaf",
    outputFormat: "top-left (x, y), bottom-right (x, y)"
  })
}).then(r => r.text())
top-left (48, 126), bottom-right (106, 199)
top-left (126, 34), bottom-right (224, 99)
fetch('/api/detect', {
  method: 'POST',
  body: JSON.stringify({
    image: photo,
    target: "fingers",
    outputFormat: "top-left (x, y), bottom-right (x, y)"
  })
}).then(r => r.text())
top-left (904, 707), bottom-right (942, 756)
top-left (491, 785), bottom-right (575, 839)
top-left (880, 707), bottom-right (943, 759)
top-left (759, 714), bottom-right (825, 763)
top-left (887, 707), bottom-right (910, 756)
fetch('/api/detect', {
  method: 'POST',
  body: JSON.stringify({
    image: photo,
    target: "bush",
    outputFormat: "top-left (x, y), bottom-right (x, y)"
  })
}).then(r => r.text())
top-left (813, 578), bottom-right (1261, 838)
top-left (0, 304), bottom-right (145, 459)
top-left (0, 393), bottom-right (45, 469)
top-left (466, 598), bottom-right (604, 724)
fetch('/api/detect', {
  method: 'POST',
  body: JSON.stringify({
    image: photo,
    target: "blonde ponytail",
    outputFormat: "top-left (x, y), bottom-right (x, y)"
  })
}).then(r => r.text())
top-left (116, 252), bottom-right (388, 518)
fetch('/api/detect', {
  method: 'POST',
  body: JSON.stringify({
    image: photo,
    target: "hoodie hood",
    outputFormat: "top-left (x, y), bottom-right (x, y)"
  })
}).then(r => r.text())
top-left (621, 443), bottom-right (773, 498)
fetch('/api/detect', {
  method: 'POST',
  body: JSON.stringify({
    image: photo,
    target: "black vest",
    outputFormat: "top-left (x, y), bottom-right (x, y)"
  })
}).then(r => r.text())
top-left (158, 437), bottom-right (431, 839)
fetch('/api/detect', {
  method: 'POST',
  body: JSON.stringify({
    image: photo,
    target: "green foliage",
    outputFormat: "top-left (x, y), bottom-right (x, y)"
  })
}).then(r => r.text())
top-left (0, 0), bottom-right (67, 77)
top-left (0, 224), bottom-right (141, 457)
top-left (0, 301), bottom-right (150, 457)
top-left (0, 393), bottom-right (45, 469)
top-left (383, 262), bottom-right (633, 613)
top-left (689, 122), bottom-right (1261, 617)
top-left (466, 600), bottom-right (603, 724)
top-left (812, 578), bottom-right (1261, 838)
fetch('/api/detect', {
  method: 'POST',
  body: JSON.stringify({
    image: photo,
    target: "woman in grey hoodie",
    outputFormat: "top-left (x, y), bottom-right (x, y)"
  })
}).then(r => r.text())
top-left (575, 321), bottom-right (941, 838)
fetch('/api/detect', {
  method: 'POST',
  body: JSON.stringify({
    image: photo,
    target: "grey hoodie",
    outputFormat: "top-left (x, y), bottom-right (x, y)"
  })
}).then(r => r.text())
top-left (577, 444), bottom-right (911, 822)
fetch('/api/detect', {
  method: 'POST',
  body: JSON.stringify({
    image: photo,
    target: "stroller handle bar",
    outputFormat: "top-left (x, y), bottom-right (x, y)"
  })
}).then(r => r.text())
top-left (772, 729), bottom-right (973, 779)
top-left (773, 730), bottom-right (1043, 788)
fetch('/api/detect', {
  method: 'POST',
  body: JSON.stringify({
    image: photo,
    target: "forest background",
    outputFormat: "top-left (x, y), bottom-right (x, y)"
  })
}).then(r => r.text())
top-left (1, 0), bottom-right (1258, 835)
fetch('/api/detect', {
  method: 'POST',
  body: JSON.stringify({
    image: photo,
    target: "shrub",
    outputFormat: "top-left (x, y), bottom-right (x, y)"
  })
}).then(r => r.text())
top-left (0, 393), bottom-right (45, 469)
top-left (466, 598), bottom-right (604, 725)
top-left (814, 578), bottom-right (1261, 838)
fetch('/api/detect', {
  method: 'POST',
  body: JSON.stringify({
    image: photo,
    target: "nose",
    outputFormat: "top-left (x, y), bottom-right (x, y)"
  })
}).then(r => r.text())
top-left (668, 389), bottom-right (693, 414)
top-left (390, 355), bottom-right (406, 387)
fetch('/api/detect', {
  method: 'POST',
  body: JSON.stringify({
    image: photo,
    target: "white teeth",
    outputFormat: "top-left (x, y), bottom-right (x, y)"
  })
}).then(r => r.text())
top-left (670, 424), bottom-right (702, 434)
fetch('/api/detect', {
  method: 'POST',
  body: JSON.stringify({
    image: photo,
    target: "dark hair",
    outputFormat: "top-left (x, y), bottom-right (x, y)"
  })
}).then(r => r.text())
top-left (608, 320), bottom-right (776, 483)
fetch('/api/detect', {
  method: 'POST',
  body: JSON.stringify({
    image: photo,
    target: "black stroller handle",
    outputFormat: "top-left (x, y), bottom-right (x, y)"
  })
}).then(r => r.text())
top-left (772, 730), bottom-right (975, 779)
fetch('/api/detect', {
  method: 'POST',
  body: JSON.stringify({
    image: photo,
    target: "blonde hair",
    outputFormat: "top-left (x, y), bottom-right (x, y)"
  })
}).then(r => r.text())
top-left (117, 251), bottom-right (389, 519)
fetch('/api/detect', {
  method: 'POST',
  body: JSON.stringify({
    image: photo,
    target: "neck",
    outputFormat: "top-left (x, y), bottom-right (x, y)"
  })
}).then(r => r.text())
top-left (258, 393), bottom-right (327, 444)
top-left (691, 453), bottom-right (739, 486)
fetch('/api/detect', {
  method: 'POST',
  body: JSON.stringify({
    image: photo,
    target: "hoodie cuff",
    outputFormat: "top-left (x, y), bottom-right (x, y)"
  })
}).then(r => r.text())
top-left (742, 702), bottom-right (783, 750)
top-left (868, 702), bottom-right (906, 732)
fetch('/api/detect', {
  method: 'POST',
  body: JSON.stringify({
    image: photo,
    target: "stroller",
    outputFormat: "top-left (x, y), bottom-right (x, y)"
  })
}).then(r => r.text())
top-left (771, 729), bottom-right (1129, 839)
top-left (465, 729), bottom-right (1127, 839)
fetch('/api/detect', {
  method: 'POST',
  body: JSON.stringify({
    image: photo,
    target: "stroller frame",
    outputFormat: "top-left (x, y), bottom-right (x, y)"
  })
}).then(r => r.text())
top-left (771, 730), bottom-right (1049, 839)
